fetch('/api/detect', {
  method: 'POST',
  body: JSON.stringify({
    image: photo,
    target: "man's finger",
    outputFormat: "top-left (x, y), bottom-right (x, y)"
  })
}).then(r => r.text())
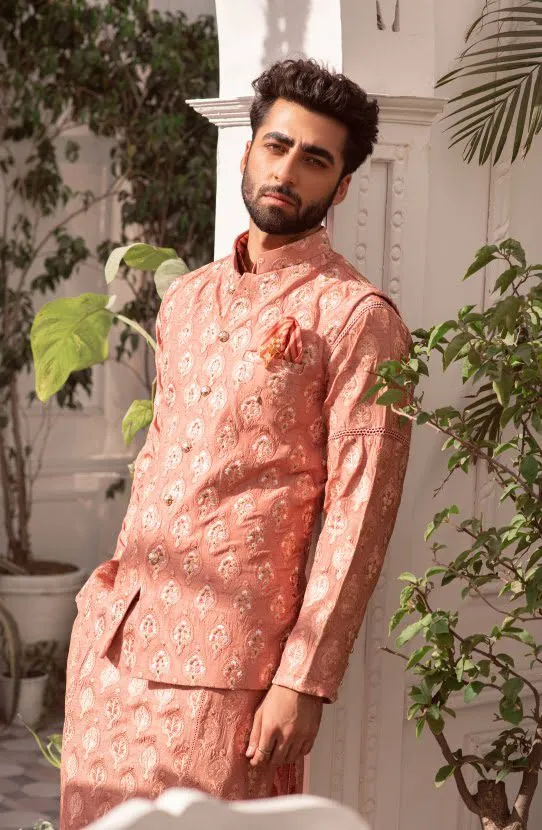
top-left (270, 733), bottom-right (293, 767)
top-left (246, 707), bottom-right (262, 760)
top-left (249, 726), bottom-right (275, 768)
top-left (284, 738), bottom-right (305, 765)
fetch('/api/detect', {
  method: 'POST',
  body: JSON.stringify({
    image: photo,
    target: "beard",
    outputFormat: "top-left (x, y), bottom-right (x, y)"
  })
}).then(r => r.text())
top-left (241, 160), bottom-right (341, 235)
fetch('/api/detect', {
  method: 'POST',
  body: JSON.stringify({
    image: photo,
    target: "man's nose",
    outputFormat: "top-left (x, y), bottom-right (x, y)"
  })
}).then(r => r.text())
top-left (273, 153), bottom-right (298, 187)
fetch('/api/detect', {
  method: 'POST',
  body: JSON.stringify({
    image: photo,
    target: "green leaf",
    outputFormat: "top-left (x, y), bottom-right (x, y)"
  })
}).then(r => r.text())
top-left (425, 566), bottom-right (448, 578)
top-left (427, 711), bottom-right (445, 735)
top-left (435, 764), bottom-right (455, 788)
top-left (427, 320), bottom-right (458, 351)
top-left (406, 645), bottom-right (433, 670)
top-left (104, 243), bottom-right (178, 284)
top-left (398, 572), bottom-right (419, 584)
top-left (443, 332), bottom-right (470, 369)
top-left (104, 243), bottom-right (139, 284)
top-left (520, 455), bottom-right (539, 484)
top-left (512, 72), bottom-right (533, 162)
top-left (464, 245), bottom-right (498, 279)
top-left (361, 381), bottom-right (385, 403)
top-left (464, 681), bottom-right (485, 703)
top-left (495, 84), bottom-right (522, 163)
top-left (121, 399), bottom-right (154, 446)
top-left (502, 677), bottom-right (523, 703)
top-left (430, 618), bottom-right (449, 635)
top-left (492, 266), bottom-right (519, 294)
top-left (492, 369), bottom-right (514, 407)
top-left (500, 239), bottom-right (527, 266)
top-left (499, 697), bottom-right (523, 725)
top-left (396, 619), bottom-right (426, 648)
top-left (389, 608), bottom-right (408, 634)
top-left (517, 629), bottom-right (536, 646)
top-left (375, 388), bottom-right (404, 406)
top-left (441, 74), bottom-right (531, 103)
top-left (410, 683), bottom-right (433, 705)
top-left (153, 257), bottom-right (190, 299)
top-left (124, 243), bottom-right (178, 273)
top-left (31, 293), bottom-right (113, 402)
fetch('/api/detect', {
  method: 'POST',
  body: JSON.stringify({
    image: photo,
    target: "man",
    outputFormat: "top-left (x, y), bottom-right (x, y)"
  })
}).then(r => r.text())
top-left (60, 57), bottom-right (412, 828)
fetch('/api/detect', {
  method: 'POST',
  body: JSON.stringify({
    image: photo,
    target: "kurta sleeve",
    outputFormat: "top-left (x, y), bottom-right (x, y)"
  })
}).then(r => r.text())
top-left (271, 298), bottom-right (413, 703)
top-left (112, 294), bottom-right (168, 561)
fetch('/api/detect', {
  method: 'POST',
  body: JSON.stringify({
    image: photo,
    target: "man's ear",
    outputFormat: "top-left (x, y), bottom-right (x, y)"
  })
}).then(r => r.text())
top-left (332, 173), bottom-right (352, 207)
top-left (240, 140), bottom-right (252, 174)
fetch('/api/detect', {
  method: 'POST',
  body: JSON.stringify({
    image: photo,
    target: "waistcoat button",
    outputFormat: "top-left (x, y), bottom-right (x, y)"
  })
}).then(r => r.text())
top-left (181, 440), bottom-right (192, 453)
top-left (218, 330), bottom-right (229, 342)
top-left (147, 550), bottom-right (161, 565)
top-left (200, 385), bottom-right (211, 396)
top-left (165, 495), bottom-right (173, 505)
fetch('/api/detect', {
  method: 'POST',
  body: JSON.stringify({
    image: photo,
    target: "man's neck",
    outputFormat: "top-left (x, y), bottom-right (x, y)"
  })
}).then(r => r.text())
top-left (245, 220), bottom-right (322, 271)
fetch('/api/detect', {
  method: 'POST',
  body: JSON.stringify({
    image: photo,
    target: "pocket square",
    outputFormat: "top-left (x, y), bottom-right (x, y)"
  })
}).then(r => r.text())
top-left (259, 317), bottom-right (303, 367)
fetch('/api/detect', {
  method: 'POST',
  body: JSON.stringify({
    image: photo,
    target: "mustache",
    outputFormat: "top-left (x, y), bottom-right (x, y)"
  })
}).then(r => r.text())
top-left (260, 188), bottom-right (298, 205)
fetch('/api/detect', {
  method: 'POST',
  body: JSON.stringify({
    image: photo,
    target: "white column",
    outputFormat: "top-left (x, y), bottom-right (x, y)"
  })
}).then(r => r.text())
top-left (187, 0), bottom-right (446, 820)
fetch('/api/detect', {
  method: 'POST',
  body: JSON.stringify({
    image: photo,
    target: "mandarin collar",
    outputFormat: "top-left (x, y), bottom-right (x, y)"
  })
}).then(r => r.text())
top-left (231, 226), bottom-right (332, 276)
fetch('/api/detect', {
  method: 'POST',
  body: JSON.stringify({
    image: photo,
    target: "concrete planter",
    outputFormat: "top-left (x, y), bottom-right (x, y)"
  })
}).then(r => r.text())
top-left (0, 562), bottom-right (88, 646)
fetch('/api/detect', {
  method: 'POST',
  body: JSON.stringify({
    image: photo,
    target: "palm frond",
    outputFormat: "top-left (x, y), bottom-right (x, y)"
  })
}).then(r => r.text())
top-left (437, 4), bottom-right (542, 164)
top-left (467, 2), bottom-right (542, 39)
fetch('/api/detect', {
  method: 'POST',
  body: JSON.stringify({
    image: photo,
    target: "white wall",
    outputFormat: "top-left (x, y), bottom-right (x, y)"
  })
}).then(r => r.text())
top-left (202, 1), bottom-right (542, 827)
top-left (150, 0), bottom-right (215, 20)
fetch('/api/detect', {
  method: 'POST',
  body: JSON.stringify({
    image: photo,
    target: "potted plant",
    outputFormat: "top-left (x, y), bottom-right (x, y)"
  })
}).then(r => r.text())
top-left (1, 0), bottom-right (217, 724)
top-left (371, 239), bottom-right (542, 830)
top-left (0, 640), bottom-right (57, 728)
top-left (0, 12), bottom-right (121, 724)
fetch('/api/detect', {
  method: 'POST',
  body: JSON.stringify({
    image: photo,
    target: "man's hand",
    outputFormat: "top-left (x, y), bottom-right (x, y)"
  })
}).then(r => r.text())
top-left (245, 683), bottom-right (324, 767)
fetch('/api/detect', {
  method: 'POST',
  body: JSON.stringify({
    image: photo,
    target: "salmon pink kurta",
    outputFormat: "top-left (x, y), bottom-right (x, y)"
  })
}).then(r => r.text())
top-left (73, 225), bottom-right (413, 704)
top-left (61, 225), bottom-right (413, 826)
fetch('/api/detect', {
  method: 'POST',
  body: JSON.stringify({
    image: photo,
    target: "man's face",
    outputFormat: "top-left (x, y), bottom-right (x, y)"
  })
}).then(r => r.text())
top-left (240, 98), bottom-right (351, 235)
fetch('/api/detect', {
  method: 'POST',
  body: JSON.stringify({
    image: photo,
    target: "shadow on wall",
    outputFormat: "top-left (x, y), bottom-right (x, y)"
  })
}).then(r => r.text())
top-left (377, 0), bottom-right (400, 32)
top-left (260, 0), bottom-right (400, 72)
top-left (262, 0), bottom-right (311, 68)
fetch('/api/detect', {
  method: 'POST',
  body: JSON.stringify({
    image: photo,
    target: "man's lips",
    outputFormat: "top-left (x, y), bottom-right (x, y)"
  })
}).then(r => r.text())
top-left (262, 192), bottom-right (296, 207)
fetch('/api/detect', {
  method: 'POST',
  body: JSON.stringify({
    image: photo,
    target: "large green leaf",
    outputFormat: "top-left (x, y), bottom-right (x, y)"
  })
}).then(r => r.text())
top-left (122, 399), bottom-right (153, 446)
top-left (105, 243), bottom-right (178, 284)
top-left (153, 257), bottom-right (190, 299)
top-left (31, 293), bottom-right (113, 402)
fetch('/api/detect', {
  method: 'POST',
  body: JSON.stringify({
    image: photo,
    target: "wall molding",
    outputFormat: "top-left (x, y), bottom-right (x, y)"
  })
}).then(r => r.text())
top-left (355, 142), bottom-right (409, 309)
top-left (186, 94), bottom-right (447, 128)
top-left (358, 554), bottom-right (392, 823)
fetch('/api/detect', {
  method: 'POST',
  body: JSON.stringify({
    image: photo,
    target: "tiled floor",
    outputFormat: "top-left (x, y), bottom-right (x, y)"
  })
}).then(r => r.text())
top-left (0, 717), bottom-right (62, 829)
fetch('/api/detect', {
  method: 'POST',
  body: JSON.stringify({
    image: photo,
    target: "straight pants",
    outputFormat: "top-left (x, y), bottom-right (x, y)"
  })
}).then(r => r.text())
top-left (59, 593), bottom-right (304, 829)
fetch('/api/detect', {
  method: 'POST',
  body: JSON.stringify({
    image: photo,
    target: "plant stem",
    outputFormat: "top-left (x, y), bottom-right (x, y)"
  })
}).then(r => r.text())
top-left (113, 312), bottom-right (156, 352)
top-left (9, 377), bottom-right (30, 567)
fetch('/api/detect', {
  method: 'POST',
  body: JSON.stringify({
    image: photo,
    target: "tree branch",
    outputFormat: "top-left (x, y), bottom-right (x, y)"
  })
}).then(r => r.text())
top-left (432, 729), bottom-right (480, 815)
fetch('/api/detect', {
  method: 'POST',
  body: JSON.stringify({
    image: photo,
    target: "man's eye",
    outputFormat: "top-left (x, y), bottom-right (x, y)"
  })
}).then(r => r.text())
top-left (266, 143), bottom-right (282, 151)
top-left (306, 157), bottom-right (325, 167)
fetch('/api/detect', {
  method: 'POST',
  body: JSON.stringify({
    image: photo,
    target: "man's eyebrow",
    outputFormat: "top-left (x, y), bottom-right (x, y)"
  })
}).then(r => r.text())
top-left (261, 131), bottom-right (336, 166)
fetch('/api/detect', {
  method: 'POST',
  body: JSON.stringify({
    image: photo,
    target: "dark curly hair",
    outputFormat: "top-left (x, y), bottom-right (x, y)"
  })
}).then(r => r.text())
top-left (250, 58), bottom-right (379, 178)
